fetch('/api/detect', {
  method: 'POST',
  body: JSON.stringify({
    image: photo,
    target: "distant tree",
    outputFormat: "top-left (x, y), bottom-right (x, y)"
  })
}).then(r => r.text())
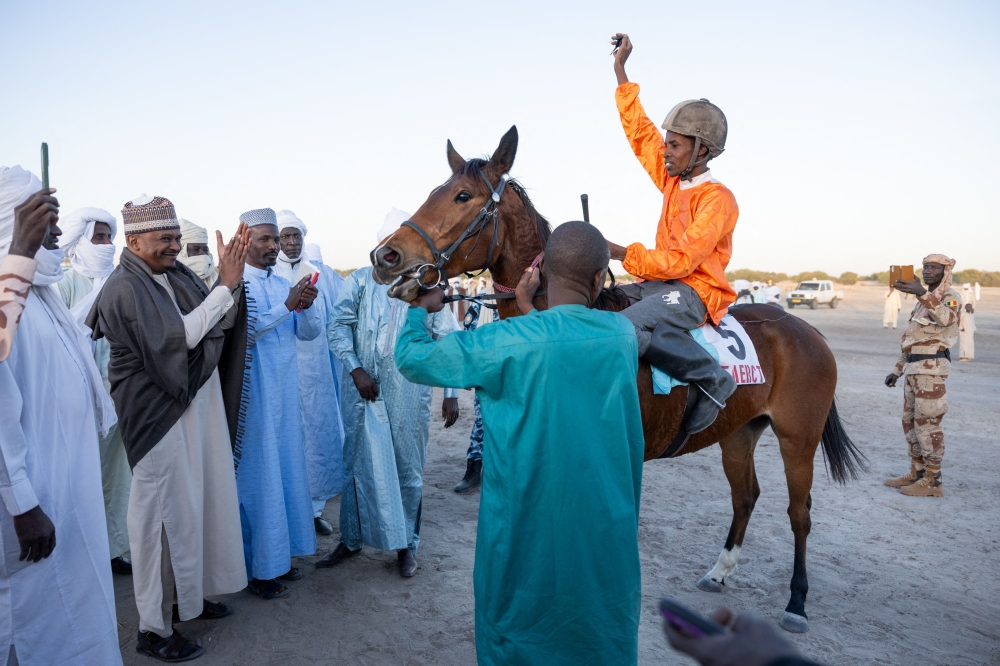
top-left (954, 269), bottom-right (1000, 287)
top-left (724, 268), bottom-right (789, 283)
top-left (790, 271), bottom-right (837, 283)
top-left (838, 271), bottom-right (859, 285)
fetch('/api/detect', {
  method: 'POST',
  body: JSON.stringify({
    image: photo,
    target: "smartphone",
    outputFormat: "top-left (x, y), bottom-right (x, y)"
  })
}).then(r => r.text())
top-left (890, 265), bottom-right (914, 284)
top-left (40, 142), bottom-right (49, 189)
top-left (611, 36), bottom-right (623, 55)
top-left (659, 597), bottom-right (728, 637)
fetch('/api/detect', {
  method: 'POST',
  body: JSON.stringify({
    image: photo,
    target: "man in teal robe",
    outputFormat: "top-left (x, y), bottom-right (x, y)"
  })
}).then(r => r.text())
top-left (396, 222), bottom-right (645, 665)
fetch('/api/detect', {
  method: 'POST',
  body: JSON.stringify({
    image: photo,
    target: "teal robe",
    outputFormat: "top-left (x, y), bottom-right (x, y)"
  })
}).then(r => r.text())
top-left (396, 304), bottom-right (644, 666)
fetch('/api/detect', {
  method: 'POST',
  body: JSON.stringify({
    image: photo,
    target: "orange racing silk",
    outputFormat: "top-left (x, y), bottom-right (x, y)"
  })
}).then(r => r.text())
top-left (615, 82), bottom-right (739, 325)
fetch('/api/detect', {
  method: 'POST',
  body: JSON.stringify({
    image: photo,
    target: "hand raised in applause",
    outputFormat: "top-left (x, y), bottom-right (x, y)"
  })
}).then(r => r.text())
top-left (10, 188), bottom-right (59, 259)
top-left (284, 276), bottom-right (318, 312)
top-left (217, 222), bottom-right (250, 290)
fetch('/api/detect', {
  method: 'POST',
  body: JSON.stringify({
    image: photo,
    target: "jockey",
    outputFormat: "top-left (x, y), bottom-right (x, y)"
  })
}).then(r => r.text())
top-left (606, 33), bottom-right (739, 434)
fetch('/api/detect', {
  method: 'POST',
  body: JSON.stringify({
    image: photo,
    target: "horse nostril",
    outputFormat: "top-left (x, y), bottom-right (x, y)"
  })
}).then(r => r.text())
top-left (376, 246), bottom-right (401, 267)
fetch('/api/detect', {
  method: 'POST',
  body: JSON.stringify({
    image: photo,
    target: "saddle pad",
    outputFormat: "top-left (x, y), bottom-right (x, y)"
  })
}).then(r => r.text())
top-left (652, 314), bottom-right (765, 395)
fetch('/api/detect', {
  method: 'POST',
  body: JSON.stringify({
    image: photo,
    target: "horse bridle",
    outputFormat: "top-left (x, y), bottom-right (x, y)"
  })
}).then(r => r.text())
top-left (398, 170), bottom-right (510, 291)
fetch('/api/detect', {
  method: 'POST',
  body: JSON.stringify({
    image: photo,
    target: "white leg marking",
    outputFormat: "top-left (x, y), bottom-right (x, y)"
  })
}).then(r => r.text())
top-left (707, 545), bottom-right (741, 583)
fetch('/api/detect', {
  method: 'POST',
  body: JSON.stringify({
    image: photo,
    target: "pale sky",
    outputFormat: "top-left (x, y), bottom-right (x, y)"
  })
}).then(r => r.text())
top-left (2, 0), bottom-right (997, 275)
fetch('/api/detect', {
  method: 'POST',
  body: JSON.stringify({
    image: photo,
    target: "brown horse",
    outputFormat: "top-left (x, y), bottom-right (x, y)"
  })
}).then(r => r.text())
top-left (371, 126), bottom-right (866, 633)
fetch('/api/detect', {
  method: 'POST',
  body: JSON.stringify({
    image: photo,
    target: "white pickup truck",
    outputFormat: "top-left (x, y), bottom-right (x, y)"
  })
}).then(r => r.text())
top-left (786, 280), bottom-right (843, 309)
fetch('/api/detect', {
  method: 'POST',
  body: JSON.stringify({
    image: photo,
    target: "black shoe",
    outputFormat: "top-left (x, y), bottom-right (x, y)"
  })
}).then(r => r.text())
top-left (314, 516), bottom-right (334, 536)
top-left (111, 556), bottom-right (133, 575)
top-left (315, 542), bottom-right (361, 568)
top-left (136, 629), bottom-right (205, 662)
top-left (454, 458), bottom-right (483, 494)
top-left (172, 599), bottom-right (235, 623)
top-left (398, 548), bottom-right (417, 577)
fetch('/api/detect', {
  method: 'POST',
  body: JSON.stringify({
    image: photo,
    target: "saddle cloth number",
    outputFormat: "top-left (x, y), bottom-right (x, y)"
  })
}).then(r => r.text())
top-left (652, 315), bottom-right (765, 395)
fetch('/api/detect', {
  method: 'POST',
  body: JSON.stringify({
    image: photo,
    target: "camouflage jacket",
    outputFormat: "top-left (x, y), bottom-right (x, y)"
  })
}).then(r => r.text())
top-left (892, 288), bottom-right (961, 377)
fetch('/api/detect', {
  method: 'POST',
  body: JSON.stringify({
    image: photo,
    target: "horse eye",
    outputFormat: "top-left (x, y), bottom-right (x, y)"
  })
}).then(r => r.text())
top-left (455, 191), bottom-right (472, 203)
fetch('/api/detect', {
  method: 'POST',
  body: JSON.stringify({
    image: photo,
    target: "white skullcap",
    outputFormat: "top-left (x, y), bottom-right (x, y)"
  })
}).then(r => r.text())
top-left (0, 166), bottom-right (43, 258)
top-left (304, 242), bottom-right (324, 265)
top-left (60, 207), bottom-right (117, 259)
top-left (276, 209), bottom-right (307, 236)
top-left (377, 207), bottom-right (411, 243)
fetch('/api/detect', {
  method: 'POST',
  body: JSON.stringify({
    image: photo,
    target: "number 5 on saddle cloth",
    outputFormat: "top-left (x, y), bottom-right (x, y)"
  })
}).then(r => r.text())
top-left (618, 280), bottom-right (763, 435)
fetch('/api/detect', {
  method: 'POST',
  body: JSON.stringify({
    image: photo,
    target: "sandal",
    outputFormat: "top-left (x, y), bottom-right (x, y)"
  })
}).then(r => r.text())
top-left (247, 578), bottom-right (290, 600)
top-left (136, 629), bottom-right (205, 662)
top-left (172, 600), bottom-right (235, 623)
top-left (278, 567), bottom-right (303, 581)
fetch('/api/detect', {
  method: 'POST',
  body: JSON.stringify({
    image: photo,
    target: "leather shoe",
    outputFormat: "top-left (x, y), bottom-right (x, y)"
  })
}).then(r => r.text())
top-left (314, 516), bottom-right (334, 536)
top-left (111, 556), bottom-right (133, 575)
top-left (454, 459), bottom-right (482, 494)
top-left (315, 542), bottom-right (360, 568)
top-left (398, 548), bottom-right (417, 577)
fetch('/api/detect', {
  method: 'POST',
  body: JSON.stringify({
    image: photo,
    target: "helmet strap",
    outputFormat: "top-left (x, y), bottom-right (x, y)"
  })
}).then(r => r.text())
top-left (679, 137), bottom-right (711, 181)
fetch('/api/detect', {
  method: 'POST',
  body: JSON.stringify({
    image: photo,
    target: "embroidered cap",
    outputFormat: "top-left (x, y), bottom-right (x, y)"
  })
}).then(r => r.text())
top-left (122, 194), bottom-right (179, 235)
top-left (239, 208), bottom-right (278, 227)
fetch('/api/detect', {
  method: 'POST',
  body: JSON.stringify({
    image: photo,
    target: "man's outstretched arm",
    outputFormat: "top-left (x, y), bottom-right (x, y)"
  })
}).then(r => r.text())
top-left (395, 294), bottom-right (499, 394)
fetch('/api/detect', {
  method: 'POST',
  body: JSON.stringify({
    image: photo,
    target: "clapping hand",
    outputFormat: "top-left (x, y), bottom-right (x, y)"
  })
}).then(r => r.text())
top-left (217, 223), bottom-right (251, 290)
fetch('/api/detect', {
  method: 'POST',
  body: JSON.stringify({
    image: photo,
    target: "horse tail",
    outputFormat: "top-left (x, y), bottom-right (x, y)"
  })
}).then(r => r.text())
top-left (820, 398), bottom-right (868, 484)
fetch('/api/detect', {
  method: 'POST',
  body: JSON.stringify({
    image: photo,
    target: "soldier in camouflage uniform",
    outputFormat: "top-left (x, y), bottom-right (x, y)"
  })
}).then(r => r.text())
top-left (884, 254), bottom-right (961, 497)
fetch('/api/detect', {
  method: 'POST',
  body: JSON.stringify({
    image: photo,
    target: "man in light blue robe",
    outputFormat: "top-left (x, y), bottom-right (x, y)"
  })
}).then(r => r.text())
top-left (238, 208), bottom-right (322, 600)
top-left (273, 211), bottom-right (347, 536)
top-left (318, 210), bottom-right (459, 578)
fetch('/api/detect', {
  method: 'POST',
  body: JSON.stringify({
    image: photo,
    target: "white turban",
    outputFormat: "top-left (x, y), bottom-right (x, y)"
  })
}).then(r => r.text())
top-left (60, 207), bottom-right (117, 258)
top-left (0, 165), bottom-right (43, 259)
top-left (178, 218), bottom-right (210, 257)
top-left (377, 207), bottom-right (411, 243)
top-left (276, 209), bottom-right (307, 236)
top-left (304, 242), bottom-right (324, 265)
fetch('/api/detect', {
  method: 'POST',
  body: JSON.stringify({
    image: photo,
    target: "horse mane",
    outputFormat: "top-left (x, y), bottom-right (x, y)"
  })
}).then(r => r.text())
top-left (461, 159), bottom-right (551, 255)
top-left (462, 158), bottom-right (626, 310)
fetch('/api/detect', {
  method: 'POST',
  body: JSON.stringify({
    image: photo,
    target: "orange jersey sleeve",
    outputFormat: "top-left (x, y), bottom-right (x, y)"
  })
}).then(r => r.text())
top-left (615, 82), bottom-right (670, 192)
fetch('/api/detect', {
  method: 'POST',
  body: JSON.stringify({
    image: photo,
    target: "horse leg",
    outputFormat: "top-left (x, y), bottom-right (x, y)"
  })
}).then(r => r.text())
top-left (696, 418), bottom-right (767, 593)
top-left (775, 439), bottom-right (815, 634)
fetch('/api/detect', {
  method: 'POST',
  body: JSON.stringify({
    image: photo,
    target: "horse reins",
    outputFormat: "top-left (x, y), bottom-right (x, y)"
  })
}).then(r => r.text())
top-left (398, 169), bottom-right (545, 305)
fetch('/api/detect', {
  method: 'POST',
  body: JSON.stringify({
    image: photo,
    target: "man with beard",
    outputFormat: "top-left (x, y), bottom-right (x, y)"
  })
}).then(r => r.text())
top-left (55, 207), bottom-right (133, 576)
top-left (89, 195), bottom-right (251, 661)
top-left (237, 208), bottom-right (320, 599)
top-left (0, 166), bottom-right (122, 665)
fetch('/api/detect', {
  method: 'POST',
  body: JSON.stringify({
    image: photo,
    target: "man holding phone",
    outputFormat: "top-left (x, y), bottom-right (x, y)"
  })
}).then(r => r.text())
top-left (883, 254), bottom-right (961, 497)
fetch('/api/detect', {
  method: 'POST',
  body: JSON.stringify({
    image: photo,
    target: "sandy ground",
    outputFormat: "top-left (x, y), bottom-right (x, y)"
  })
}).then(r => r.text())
top-left (115, 285), bottom-right (1000, 665)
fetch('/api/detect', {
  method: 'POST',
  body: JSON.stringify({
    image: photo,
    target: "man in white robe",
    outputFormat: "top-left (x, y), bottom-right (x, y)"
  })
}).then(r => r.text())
top-left (177, 217), bottom-right (218, 290)
top-left (89, 195), bottom-right (251, 661)
top-left (884, 287), bottom-right (902, 328)
top-left (0, 166), bottom-right (122, 665)
top-left (273, 212), bottom-right (346, 535)
top-left (959, 283), bottom-right (976, 361)
top-left (318, 210), bottom-right (460, 578)
top-left (54, 207), bottom-right (133, 575)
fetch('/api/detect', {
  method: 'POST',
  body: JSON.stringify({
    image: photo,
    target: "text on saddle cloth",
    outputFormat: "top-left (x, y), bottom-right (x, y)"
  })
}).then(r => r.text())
top-left (652, 315), bottom-right (765, 395)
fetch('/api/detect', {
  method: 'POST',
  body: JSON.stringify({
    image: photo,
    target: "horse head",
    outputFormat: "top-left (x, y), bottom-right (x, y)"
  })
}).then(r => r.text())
top-left (371, 126), bottom-right (527, 302)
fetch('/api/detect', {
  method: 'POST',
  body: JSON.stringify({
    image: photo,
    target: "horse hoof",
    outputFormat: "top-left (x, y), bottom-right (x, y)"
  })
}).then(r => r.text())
top-left (779, 612), bottom-right (809, 633)
top-left (696, 575), bottom-right (724, 593)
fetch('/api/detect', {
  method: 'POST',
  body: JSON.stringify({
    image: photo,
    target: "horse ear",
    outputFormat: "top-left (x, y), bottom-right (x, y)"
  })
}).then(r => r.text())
top-left (446, 140), bottom-right (466, 175)
top-left (486, 125), bottom-right (518, 177)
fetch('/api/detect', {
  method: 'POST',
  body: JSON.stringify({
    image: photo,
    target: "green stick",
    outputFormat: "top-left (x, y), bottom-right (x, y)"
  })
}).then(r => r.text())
top-left (40, 143), bottom-right (49, 189)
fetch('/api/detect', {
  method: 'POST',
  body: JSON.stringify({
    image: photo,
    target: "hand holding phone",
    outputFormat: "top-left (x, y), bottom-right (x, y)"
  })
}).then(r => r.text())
top-left (660, 597), bottom-right (728, 637)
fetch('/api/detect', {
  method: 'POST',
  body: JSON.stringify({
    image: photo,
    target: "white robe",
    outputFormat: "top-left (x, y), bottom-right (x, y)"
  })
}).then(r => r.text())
top-left (884, 289), bottom-right (901, 328)
top-left (0, 289), bottom-right (121, 665)
top-left (129, 280), bottom-right (246, 635)
top-left (959, 290), bottom-right (976, 360)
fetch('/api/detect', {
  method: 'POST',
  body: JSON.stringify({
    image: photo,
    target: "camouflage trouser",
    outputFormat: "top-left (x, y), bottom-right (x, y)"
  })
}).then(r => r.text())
top-left (465, 394), bottom-right (484, 461)
top-left (902, 374), bottom-right (947, 467)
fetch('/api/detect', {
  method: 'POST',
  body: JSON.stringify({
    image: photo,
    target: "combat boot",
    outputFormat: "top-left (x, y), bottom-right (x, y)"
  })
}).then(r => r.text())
top-left (900, 465), bottom-right (943, 497)
top-left (884, 460), bottom-right (923, 488)
top-left (454, 458), bottom-right (482, 494)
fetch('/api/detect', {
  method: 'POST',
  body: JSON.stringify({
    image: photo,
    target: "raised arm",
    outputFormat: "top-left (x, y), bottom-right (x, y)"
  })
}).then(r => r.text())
top-left (611, 35), bottom-right (668, 193)
top-left (622, 188), bottom-right (738, 281)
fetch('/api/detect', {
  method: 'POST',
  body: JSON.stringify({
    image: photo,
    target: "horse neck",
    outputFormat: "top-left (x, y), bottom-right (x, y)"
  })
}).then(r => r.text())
top-left (490, 197), bottom-right (544, 291)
